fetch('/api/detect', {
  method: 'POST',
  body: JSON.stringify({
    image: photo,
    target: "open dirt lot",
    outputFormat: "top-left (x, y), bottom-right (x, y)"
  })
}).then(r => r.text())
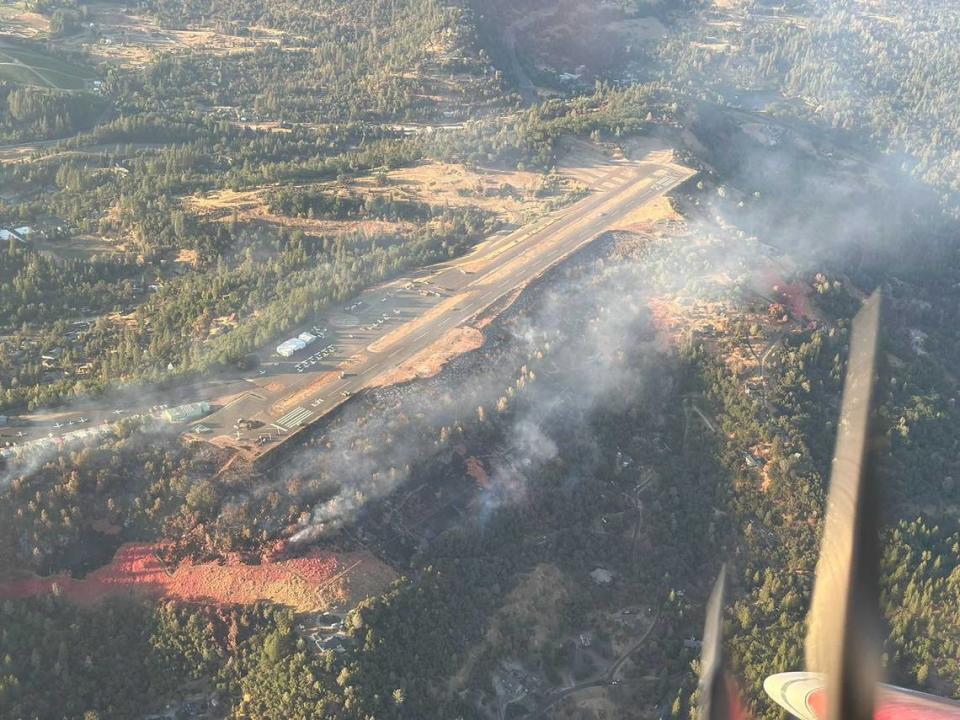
top-left (0, 543), bottom-right (396, 613)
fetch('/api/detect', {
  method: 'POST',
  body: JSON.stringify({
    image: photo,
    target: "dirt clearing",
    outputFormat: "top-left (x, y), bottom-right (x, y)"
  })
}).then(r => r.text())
top-left (51, 3), bottom-right (291, 67)
top-left (0, 7), bottom-right (49, 38)
top-left (362, 161), bottom-right (585, 225)
top-left (184, 185), bottom-right (410, 238)
top-left (0, 543), bottom-right (396, 613)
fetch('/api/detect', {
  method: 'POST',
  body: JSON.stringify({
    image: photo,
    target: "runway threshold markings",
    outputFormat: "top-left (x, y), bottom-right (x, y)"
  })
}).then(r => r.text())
top-left (276, 406), bottom-right (314, 430)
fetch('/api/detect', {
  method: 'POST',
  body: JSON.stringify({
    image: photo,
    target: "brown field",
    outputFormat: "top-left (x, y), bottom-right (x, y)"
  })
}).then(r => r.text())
top-left (614, 194), bottom-right (681, 230)
top-left (5, 0), bottom-right (295, 67)
top-left (0, 543), bottom-right (397, 613)
top-left (491, 564), bottom-right (573, 651)
top-left (184, 186), bottom-right (411, 238)
top-left (28, 234), bottom-right (125, 261)
top-left (186, 187), bottom-right (265, 217)
top-left (0, 5), bottom-right (50, 38)
top-left (0, 145), bottom-right (38, 165)
top-left (360, 161), bottom-right (583, 224)
top-left (230, 120), bottom-right (295, 133)
top-left (691, 40), bottom-right (734, 52)
top-left (175, 248), bottom-right (201, 266)
top-left (184, 160), bottom-right (590, 254)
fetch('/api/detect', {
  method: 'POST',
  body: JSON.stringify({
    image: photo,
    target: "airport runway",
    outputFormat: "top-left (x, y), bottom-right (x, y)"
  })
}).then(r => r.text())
top-left (198, 155), bottom-right (694, 456)
top-left (1, 150), bottom-right (693, 458)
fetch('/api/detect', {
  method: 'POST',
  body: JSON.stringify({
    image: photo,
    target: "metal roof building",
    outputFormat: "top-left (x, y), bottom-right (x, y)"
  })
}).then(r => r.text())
top-left (163, 401), bottom-right (212, 423)
top-left (277, 338), bottom-right (307, 357)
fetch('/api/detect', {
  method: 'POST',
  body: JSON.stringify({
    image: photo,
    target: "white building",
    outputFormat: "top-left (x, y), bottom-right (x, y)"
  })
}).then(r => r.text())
top-left (163, 401), bottom-right (211, 423)
top-left (277, 338), bottom-right (307, 357)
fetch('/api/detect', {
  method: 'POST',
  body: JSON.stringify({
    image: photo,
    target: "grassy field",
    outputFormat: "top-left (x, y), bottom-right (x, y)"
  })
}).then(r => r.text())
top-left (0, 2), bottom-right (49, 38)
top-left (0, 42), bottom-right (96, 89)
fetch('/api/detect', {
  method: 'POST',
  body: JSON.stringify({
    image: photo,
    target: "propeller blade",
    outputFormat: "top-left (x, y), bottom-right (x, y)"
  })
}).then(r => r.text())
top-left (804, 290), bottom-right (884, 720)
top-left (699, 565), bottom-right (747, 720)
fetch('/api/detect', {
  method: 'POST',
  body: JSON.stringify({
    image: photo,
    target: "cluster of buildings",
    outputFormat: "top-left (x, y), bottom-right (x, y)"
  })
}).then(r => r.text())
top-left (300, 614), bottom-right (350, 654)
top-left (276, 331), bottom-right (320, 358)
